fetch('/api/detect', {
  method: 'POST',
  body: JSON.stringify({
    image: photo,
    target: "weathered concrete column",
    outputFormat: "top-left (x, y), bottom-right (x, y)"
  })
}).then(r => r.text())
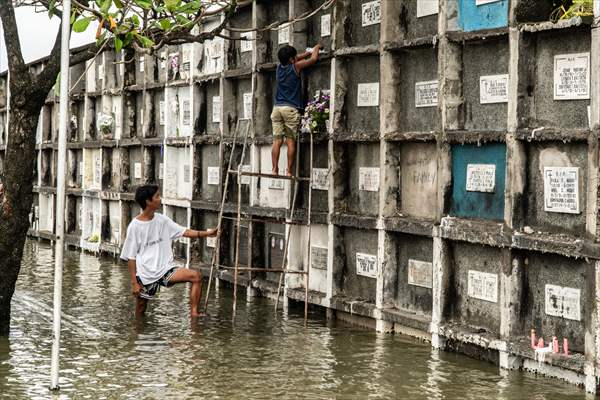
top-left (431, 227), bottom-right (450, 349)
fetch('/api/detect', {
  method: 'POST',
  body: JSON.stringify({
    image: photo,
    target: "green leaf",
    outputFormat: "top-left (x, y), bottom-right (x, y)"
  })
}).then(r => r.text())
top-left (159, 19), bottom-right (171, 30)
top-left (114, 0), bottom-right (123, 8)
top-left (131, 14), bottom-right (140, 27)
top-left (70, 10), bottom-right (76, 24)
top-left (138, 35), bottom-right (155, 48)
top-left (114, 36), bottom-right (123, 53)
top-left (165, 0), bottom-right (180, 12)
top-left (134, 0), bottom-right (152, 10)
top-left (72, 17), bottom-right (92, 33)
top-left (101, 0), bottom-right (112, 14)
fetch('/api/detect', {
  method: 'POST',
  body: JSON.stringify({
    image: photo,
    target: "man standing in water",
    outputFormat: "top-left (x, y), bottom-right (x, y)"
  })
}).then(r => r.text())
top-left (120, 184), bottom-right (218, 317)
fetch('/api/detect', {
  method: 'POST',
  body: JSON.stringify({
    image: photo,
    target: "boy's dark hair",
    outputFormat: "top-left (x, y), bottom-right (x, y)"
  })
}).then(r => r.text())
top-left (135, 184), bottom-right (159, 210)
top-left (277, 45), bottom-right (297, 65)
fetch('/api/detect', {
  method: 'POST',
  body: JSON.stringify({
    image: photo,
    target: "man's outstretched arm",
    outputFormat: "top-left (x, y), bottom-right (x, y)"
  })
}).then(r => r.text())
top-left (183, 228), bottom-right (218, 239)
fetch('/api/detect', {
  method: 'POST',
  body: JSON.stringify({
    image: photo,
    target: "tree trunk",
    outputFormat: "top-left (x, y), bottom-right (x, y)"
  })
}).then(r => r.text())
top-left (0, 103), bottom-right (44, 336)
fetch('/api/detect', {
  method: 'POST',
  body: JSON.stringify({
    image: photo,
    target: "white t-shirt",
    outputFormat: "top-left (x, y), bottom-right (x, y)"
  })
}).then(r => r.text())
top-left (120, 213), bottom-right (186, 285)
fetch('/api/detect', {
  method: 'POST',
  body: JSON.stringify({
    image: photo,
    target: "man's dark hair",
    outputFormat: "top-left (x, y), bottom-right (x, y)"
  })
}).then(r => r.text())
top-left (277, 45), bottom-right (297, 65)
top-left (135, 184), bottom-right (159, 210)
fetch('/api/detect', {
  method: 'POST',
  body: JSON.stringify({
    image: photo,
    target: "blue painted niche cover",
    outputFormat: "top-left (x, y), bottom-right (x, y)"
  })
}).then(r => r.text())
top-left (450, 143), bottom-right (506, 220)
top-left (458, 0), bottom-right (508, 32)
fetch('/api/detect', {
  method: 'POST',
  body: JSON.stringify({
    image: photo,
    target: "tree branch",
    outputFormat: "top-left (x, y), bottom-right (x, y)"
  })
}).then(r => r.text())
top-left (0, 0), bottom-right (27, 75)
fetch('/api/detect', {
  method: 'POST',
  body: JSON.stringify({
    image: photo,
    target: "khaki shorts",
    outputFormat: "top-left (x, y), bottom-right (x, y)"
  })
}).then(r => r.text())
top-left (271, 106), bottom-right (300, 139)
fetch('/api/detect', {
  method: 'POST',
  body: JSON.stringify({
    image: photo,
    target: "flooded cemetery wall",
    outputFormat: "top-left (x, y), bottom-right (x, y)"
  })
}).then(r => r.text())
top-left (4, 0), bottom-right (600, 392)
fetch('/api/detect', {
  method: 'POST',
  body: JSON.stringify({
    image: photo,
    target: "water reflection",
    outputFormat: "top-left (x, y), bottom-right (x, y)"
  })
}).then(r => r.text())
top-left (0, 241), bottom-right (592, 399)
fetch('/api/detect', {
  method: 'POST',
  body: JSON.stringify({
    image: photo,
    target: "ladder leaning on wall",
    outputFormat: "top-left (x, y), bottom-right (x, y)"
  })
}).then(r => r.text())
top-left (203, 119), bottom-right (315, 320)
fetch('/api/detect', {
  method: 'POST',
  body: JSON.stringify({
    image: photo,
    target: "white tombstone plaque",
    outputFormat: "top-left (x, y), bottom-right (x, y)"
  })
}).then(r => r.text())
top-left (359, 167), bottom-right (380, 191)
top-left (312, 168), bottom-right (329, 190)
top-left (554, 52), bottom-right (590, 100)
top-left (212, 96), bottom-right (221, 123)
top-left (543, 167), bottom-right (580, 214)
top-left (545, 284), bottom-right (581, 321)
top-left (243, 93), bottom-right (252, 120)
top-left (417, 0), bottom-right (438, 17)
top-left (356, 252), bottom-right (378, 278)
top-left (466, 164), bottom-right (496, 193)
top-left (480, 74), bottom-right (509, 104)
top-left (321, 14), bottom-right (331, 37)
top-left (134, 162), bottom-right (142, 179)
top-left (361, 0), bottom-right (381, 26)
top-left (240, 32), bottom-right (253, 53)
top-left (357, 83), bottom-right (379, 107)
top-left (415, 80), bottom-right (438, 107)
top-left (408, 259), bottom-right (433, 289)
top-left (207, 167), bottom-right (220, 185)
top-left (468, 270), bottom-right (498, 303)
top-left (311, 246), bottom-right (328, 270)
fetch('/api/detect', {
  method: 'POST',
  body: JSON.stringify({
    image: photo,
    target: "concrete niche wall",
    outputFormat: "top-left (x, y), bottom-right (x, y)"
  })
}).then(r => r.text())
top-left (152, 89), bottom-right (166, 138)
top-left (102, 147), bottom-right (123, 191)
top-left (191, 210), bottom-right (219, 265)
top-left (397, 47), bottom-right (439, 133)
top-left (83, 148), bottom-right (102, 191)
top-left (227, 4), bottom-right (253, 71)
top-left (265, 222), bottom-right (286, 283)
top-left (401, 0), bottom-right (438, 40)
top-left (462, 38), bottom-right (509, 132)
top-left (257, 0), bottom-right (290, 64)
top-left (522, 252), bottom-right (588, 353)
top-left (69, 100), bottom-right (86, 142)
top-left (127, 146), bottom-right (145, 191)
top-left (297, 142), bottom-right (329, 213)
top-left (204, 81), bottom-right (221, 136)
top-left (226, 78), bottom-right (252, 134)
top-left (165, 205), bottom-right (188, 259)
top-left (223, 144), bottom-right (250, 206)
top-left (255, 71), bottom-right (277, 137)
top-left (390, 233), bottom-right (433, 317)
top-left (148, 147), bottom-right (164, 187)
top-left (335, 142), bottom-right (380, 217)
top-left (457, 0), bottom-right (508, 32)
top-left (525, 28), bottom-right (591, 130)
top-left (450, 143), bottom-right (506, 220)
top-left (305, 61), bottom-right (331, 104)
top-left (525, 142), bottom-right (587, 236)
top-left (449, 242), bottom-right (503, 334)
top-left (287, 223), bottom-right (329, 293)
top-left (343, 0), bottom-right (380, 48)
top-left (399, 142), bottom-right (438, 220)
top-left (258, 145), bottom-right (292, 209)
top-left (339, 227), bottom-right (378, 303)
top-left (341, 55), bottom-right (380, 137)
top-left (164, 145), bottom-right (193, 200)
top-left (194, 144), bottom-right (221, 203)
top-left (67, 149), bottom-right (83, 189)
top-left (101, 200), bottom-right (122, 245)
top-left (306, 0), bottom-right (333, 52)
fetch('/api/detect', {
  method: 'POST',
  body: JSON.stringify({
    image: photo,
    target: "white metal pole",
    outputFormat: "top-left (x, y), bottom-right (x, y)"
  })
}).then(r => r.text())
top-left (50, 0), bottom-right (72, 390)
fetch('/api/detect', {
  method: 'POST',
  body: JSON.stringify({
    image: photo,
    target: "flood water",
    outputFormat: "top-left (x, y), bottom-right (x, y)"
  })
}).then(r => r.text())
top-left (0, 241), bottom-right (593, 399)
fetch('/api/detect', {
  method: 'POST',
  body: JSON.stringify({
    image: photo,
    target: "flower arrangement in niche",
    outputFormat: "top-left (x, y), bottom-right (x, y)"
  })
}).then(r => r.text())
top-left (98, 112), bottom-right (114, 139)
top-left (301, 92), bottom-right (330, 134)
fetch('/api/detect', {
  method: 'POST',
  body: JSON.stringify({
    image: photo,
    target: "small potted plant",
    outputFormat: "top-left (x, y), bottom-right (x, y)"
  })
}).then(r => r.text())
top-left (98, 113), bottom-right (114, 140)
top-left (301, 92), bottom-right (330, 134)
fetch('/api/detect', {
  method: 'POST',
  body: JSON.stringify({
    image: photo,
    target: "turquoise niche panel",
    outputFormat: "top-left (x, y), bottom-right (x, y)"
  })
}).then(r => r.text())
top-left (458, 0), bottom-right (508, 32)
top-left (450, 143), bottom-right (506, 220)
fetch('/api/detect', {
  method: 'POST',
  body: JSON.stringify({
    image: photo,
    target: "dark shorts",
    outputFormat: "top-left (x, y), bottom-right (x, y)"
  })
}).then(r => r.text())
top-left (136, 267), bottom-right (179, 300)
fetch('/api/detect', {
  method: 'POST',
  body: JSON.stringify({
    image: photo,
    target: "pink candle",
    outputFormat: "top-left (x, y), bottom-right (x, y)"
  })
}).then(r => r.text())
top-left (531, 329), bottom-right (536, 349)
top-left (552, 336), bottom-right (559, 353)
top-left (563, 338), bottom-right (569, 356)
top-left (538, 338), bottom-right (544, 348)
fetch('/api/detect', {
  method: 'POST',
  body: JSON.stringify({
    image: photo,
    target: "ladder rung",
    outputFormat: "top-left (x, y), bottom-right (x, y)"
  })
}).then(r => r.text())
top-left (214, 264), bottom-right (308, 274)
top-left (228, 170), bottom-right (311, 181)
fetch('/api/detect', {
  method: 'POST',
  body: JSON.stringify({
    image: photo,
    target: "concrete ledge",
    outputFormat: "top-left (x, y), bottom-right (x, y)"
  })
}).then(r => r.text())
top-left (446, 27), bottom-right (508, 42)
top-left (383, 36), bottom-right (438, 51)
top-left (257, 62), bottom-right (277, 72)
top-left (165, 137), bottom-right (193, 147)
top-left (443, 130), bottom-right (506, 144)
top-left (380, 307), bottom-right (431, 333)
top-left (287, 287), bottom-right (328, 307)
top-left (191, 199), bottom-right (221, 212)
top-left (508, 338), bottom-right (585, 374)
top-left (165, 79), bottom-right (192, 88)
top-left (193, 73), bottom-right (221, 83)
top-left (331, 131), bottom-right (380, 142)
top-left (66, 188), bottom-right (83, 196)
top-left (330, 296), bottom-right (377, 319)
top-left (140, 137), bottom-right (164, 146)
top-left (99, 191), bottom-right (122, 200)
top-left (37, 230), bottom-right (57, 241)
top-left (515, 127), bottom-right (590, 143)
top-left (439, 322), bottom-right (505, 351)
top-left (520, 16), bottom-right (589, 33)
top-left (334, 45), bottom-right (379, 57)
top-left (194, 135), bottom-right (222, 145)
top-left (440, 217), bottom-right (511, 247)
top-left (511, 231), bottom-right (597, 258)
top-left (66, 142), bottom-right (84, 149)
top-left (99, 242), bottom-right (121, 255)
top-left (82, 140), bottom-right (103, 148)
top-left (332, 213), bottom-right (378, 230)
top-left (383, 216), bottom-right (434, 236)
top-left (161, 197), bottom-right (192, 208)
top-left (37, 186), bottom-right (57, 194)
top-left (383, 130), bottom-right (437, 142)
top-left (223, 68), bottom-right (252, 79)
top-left (39, 142), bottom-right (55, 149)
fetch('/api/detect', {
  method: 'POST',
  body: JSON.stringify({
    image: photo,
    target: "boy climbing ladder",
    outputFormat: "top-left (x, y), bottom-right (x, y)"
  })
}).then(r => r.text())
top-left (271, 43), bottom-right (322, 176)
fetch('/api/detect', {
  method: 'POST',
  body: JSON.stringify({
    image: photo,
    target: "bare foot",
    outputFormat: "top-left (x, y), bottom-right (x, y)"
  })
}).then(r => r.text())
top-left (272, 169), bottom-right (279, 176)
top-left (191, 311), bottom-right (207, 318)
top-left (286, 169), bottom-right (293, 177)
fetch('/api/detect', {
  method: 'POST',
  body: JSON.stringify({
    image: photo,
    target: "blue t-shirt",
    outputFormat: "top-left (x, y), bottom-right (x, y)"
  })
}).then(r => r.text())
top-left (275, 64), bottom-right (302, 110)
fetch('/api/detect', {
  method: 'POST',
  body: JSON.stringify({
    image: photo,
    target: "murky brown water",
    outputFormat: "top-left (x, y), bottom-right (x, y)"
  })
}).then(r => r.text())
top-left (0, 241), bottom-right (594, 399)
